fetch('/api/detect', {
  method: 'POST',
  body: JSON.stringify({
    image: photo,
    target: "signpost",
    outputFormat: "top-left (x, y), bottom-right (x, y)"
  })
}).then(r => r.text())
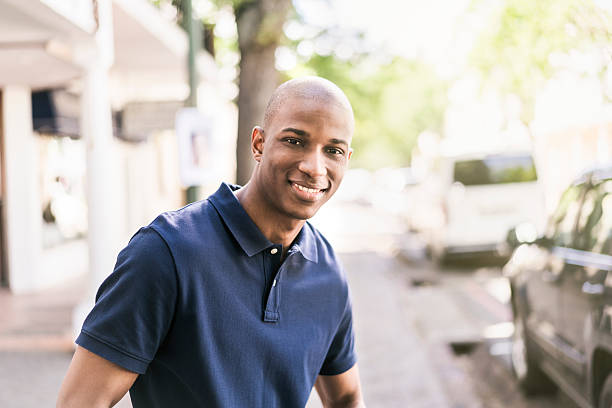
top-left (175, 107), bottom-right (217, 189)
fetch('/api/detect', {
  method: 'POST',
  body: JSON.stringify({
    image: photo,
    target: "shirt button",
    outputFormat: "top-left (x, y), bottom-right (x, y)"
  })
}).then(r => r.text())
top-left (270, 248), bottom-right (278, 255)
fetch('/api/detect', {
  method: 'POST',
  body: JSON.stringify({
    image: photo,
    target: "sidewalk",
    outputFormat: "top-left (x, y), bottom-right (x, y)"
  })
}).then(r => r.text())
top-left (0, 278), bottom-right (83, 352)
top-left (0, 278), bottom-right (83, 407)
top-left (0, 276), bottom-right (136, 408)
top-left (340, 251), bottom-right (451, 407)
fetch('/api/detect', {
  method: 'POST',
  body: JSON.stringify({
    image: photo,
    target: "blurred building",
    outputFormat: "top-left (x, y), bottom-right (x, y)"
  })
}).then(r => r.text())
top-left (0, 0), bottom-right (236, 295)
top-left (531, 73), bottom-right (612, 213)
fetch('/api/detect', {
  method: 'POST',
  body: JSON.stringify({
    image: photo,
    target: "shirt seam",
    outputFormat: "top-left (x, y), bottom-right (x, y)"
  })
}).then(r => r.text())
top-left (81, 329), bottom-right (152, 364)
top-left (154, 357), bottom-right (205, 405)
top-left (163, 199), bottom-right (205, 216)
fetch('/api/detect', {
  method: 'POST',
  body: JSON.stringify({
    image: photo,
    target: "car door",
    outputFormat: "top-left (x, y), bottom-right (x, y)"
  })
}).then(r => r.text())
top-left (558, 179), bottom-right (612, 385)
top-left (524, 183), bottom-right (586, 356)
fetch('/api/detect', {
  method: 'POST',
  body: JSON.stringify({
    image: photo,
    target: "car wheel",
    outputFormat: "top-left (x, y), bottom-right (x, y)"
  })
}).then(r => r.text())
top-left (511, 313), bottom-right (556, 394)
top-left (599, 374), bottom-right (612, 408)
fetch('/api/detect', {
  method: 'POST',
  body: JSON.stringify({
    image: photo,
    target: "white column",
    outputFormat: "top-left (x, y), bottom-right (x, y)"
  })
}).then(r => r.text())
top-left (1, 86), bottom-right (42, 293)
top-left (73, 0), bottom-right (119, 336)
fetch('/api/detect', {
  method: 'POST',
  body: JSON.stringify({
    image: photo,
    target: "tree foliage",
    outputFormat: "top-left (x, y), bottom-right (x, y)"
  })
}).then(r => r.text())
top-left (286, 55), bottom-right (447, 169)
top-left (150, 0), bottom-right (292, 184)
top-left (470, 0), bottom-right (612, 123)
top-left (151, 0), bottom-right (448, 170)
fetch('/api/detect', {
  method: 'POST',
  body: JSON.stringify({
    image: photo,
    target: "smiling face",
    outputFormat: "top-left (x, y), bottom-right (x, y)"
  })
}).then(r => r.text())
top-left (251, 94), bottom-right (353, 221)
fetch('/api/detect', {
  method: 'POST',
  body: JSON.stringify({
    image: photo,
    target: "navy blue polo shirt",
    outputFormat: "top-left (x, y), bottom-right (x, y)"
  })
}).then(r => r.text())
top-left (76, 182), bottom-right (356, 407)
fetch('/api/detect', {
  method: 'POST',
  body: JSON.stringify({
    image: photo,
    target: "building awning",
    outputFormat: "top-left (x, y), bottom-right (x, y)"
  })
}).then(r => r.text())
top-left (0, 1), bottom-right (92, 89)
top-left (32, 89), bottom-right (183, 142)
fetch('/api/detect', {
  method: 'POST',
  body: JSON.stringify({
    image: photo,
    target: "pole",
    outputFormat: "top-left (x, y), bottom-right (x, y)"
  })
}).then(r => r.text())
top-left (184, 0), bottom-right (201, 203)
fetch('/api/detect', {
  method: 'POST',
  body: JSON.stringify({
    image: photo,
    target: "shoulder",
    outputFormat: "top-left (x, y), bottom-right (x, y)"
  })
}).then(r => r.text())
top-left (147, 199), bottom-right (217, 243)
top-left (123, 226), bottom-right (169, 258)
top-left (98, 225), bottom-right (178, 303)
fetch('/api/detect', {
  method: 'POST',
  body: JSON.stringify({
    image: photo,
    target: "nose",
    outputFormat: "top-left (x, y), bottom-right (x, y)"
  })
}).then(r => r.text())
top-left (298, 149), bottom-right (327, 179)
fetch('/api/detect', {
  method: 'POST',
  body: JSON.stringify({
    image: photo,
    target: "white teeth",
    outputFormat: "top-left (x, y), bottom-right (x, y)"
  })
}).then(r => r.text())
top-left (295, 184), bottom-right (320, 194)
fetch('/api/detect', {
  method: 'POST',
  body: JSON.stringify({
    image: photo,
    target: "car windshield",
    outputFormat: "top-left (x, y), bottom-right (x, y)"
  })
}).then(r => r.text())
top-left (453, 155), bottom-right (538, 186)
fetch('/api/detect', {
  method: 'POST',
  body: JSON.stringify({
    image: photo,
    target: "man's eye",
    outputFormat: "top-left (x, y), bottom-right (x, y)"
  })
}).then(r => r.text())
top-left (286, 138), bottom-right (302, 146)
top-left (327, 147), bottom-right (344, 155)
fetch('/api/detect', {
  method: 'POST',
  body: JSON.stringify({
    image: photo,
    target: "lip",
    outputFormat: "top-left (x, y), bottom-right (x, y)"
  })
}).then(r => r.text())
top-left (290, 181), bottom-right (328, 202)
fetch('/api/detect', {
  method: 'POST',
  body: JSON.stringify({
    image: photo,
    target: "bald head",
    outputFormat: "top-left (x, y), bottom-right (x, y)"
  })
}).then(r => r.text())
top-left (263, 76), bottom-right (354, 132)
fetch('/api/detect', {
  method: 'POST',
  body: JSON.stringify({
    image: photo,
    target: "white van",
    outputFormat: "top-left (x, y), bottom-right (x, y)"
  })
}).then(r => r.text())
top-left (418, 151), bottom-right (545, 262)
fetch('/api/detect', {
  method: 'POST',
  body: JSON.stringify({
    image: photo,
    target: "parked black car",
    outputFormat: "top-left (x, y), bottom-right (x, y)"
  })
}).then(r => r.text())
top-left (505, 165), bottom-right (612, 408)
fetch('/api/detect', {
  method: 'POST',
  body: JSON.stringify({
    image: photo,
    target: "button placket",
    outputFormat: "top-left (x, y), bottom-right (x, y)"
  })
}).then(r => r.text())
top-left (263, 245), bottom-right (282, 322)
top-left (267, 251), bottom-right (295, 317)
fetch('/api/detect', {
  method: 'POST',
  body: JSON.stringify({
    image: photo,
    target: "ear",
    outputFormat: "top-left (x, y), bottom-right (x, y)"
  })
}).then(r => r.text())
top-left (251, 126), bottom-right (265, 163)
top-left (348, 147), bottom-right (353, 161)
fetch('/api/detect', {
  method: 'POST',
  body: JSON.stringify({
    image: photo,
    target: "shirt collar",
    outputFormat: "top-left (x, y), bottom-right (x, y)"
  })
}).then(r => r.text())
top-left (290, 222), bottom-right (318, 263)
top-left (208, 183), bottom-right (318, 263)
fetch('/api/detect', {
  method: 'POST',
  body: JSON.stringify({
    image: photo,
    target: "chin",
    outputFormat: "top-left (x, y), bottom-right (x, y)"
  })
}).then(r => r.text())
top-left (290, 209), bottom-right (317, 221)
top-left (286, 205), bottom-right (321, 221)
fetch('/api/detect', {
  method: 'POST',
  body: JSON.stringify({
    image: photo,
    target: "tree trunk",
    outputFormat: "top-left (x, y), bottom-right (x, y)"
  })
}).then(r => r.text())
top-left (235, 0), bottom-right (291, 185)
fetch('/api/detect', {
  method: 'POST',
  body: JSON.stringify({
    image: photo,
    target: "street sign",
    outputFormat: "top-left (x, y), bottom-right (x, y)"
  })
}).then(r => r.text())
top-left (175, 107), bottom-right (217, 187)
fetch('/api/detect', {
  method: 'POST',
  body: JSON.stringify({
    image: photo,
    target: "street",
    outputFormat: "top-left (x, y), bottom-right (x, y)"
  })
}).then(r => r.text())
top-left (0, 197), bottom-right (579, 407)
top-left (307, 194), bottom-right (579, 407)
top-left (348, 255), bottom-right (579, 408)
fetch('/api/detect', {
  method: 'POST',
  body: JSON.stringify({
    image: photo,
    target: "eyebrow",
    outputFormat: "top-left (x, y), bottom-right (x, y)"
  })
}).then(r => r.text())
top-left (329, 138), bottom-right (349, 148)
top-left (281, 128), bottom-right (349, 147)
top-left (282, 127), bottom-right (308, 137)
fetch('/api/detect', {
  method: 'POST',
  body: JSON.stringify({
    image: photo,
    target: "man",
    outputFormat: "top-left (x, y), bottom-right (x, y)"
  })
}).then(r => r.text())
top-left (57, 77), bottom-right (365, 407)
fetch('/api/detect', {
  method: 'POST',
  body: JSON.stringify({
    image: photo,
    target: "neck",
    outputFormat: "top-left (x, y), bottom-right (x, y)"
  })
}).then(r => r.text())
top-left (235, 182), bottom-right (305, 250)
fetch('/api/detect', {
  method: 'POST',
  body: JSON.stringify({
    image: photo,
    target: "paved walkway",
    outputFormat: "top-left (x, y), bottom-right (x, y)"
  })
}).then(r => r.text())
top-left (0, 278), bottom-right (83, 352)
top-left (341, 251), bottom-right (450, 407)
top-left (0, 279), bottom-right (81, 407)
top-left (0, 278), bottom-right (134, 407)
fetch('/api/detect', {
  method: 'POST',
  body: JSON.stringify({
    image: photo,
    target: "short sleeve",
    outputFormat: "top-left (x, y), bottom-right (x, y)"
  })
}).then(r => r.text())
top-left (319, 294), bottom-right (357, 376)
top-left (76, 227), bottom-right (177, 374)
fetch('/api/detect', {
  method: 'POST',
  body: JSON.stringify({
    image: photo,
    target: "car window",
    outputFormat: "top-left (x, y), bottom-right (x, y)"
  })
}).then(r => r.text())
top-left (576, 180), bottom-right (612, 254)
top-left (546, 184), bottom-right (585, 248)
top-left (595, 194), bottom-right (612, 255)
